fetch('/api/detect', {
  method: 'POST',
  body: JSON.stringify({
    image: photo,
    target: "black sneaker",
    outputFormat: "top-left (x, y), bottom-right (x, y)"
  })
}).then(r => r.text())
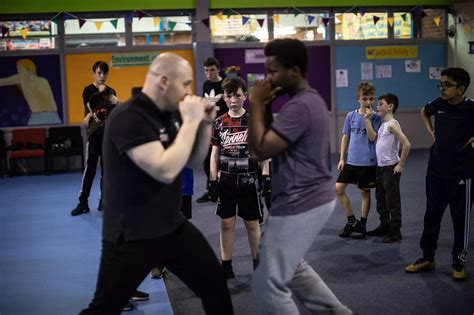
top-left (130, 290), bottom-right (149, 301)
top-left (71, 203), bottom-right (90, 216)
top-left (196, 192), bottom-right (211, 203)
top-left (122, 302), bottom-right (135, 311)
top-left (351, 221), bottom-right (367, 239)
top-left (339, 221), bottom-right (358, 238)
top-left (150, 267), bottom-right (166, 279)
top-left (97, 199), bottom-right (103, 211)
top-left (382, 232), bottom-right (402, 243)
top-left (222, 265), bottom-right (235, 279)
top-left (367, 225), bottom-right (390, 236)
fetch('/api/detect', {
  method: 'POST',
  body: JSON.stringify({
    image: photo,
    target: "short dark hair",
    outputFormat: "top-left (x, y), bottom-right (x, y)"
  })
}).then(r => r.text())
top-left (264, 38), bottom-right (308, 77)
top-left (221, 76), bottom-right (247, 94)
top-left (357, 81), bottom-right (376, 96)
top-left (92, 61), bottom-right (109, 74)
top-left (441, 67), bottom-right (470, 91)
top-left (204, 57), bottom-right (220, 69)
top-left (378, 93), bottom-right (399, 113)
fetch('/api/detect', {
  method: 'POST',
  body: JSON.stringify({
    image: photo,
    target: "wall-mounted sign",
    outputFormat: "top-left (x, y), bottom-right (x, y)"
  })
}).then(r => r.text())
top-left (245, 49), bottom-right (266, 64)
top-left (366, 45), bottom-right (418, 60)
top-left (111, 52), bottom-right (159, 67)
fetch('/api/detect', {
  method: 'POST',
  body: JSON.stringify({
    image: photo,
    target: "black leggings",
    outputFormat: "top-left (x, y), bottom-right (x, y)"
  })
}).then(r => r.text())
top-left (80, 221), bottom-right (233, 315)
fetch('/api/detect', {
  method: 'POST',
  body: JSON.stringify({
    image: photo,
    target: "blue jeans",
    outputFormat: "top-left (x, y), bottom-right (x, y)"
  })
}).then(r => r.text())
top-left (251, 199), bottom-right (352, 315)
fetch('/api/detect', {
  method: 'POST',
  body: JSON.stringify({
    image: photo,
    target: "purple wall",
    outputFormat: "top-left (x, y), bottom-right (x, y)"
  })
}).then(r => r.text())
top-left (214, 45), bottom-right (331, 112)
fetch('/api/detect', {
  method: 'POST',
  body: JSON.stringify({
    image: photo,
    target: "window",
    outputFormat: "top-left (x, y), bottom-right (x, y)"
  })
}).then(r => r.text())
top-left (274, 13), bottom-right (329, 41)
top-left (336, 12), bottom-right (388, 40)
top-left (210, 14), bottom-right (268, 43)
top-left (394, 12), bottom-right (414, 39)
top-left (420, 9), bottom-right (445, 39)
top-left (132, 16), bottom-right (192, 45)
top-left (64, 18), bottom-right (126, 48)
top-left (0, 20), bottom-right (57, 51)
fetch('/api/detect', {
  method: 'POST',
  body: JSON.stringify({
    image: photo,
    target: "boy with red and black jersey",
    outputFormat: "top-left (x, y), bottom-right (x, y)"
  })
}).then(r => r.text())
top-left (209, 76), bottom-right (264, 279)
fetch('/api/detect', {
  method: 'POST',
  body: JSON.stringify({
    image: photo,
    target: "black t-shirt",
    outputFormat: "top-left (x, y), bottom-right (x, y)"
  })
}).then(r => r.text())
top-left (82, 84), bottom-right (116, 139)
top-left (202, 80), bottom-right (228, 117)
top-left (102, 92), bottom-right (185, 242)
top-left (424, 97), bottom-right (474, 179)
top-left (211, 111), bottom-right (258, 188)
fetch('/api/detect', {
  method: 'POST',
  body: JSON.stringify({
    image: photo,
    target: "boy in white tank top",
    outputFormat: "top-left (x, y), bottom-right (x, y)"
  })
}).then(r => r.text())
top-left (368, 93), bottom-right (411, 242)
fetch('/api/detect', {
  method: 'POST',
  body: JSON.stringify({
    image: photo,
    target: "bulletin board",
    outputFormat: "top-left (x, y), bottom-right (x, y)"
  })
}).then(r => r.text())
top-left (65, 50), bottom-right (194, 124)
top-left (335, 43), bottom-right (446, 110)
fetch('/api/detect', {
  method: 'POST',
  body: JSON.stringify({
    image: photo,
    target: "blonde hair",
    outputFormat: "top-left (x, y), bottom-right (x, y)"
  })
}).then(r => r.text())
top-left (17, 59), bottom-right (37, 74)
top-left (357, 81), bottom-right (375, 96)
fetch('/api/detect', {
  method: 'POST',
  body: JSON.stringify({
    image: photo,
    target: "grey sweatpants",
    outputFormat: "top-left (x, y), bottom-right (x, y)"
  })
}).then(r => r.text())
top-left (251, 199), bottom-right (352, 315)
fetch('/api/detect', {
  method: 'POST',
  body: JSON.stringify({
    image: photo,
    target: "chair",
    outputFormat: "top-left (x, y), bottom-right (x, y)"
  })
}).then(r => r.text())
top-left (9, 128), bottom-right (47, 176)
top-left (0, 130), bottom-right (7, 178)
top-left (46, 126), bottom-right (84, 174)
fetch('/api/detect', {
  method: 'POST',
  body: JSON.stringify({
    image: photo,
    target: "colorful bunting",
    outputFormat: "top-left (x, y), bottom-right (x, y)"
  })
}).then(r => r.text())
top-left (273, 15), bottom-right (280, 24)
top-left (20, 28), bottom-right (28, 39)
top-left (421, 10), bottom-right (427, 19)
top-left (373, 16), bottom-right (380, 25)
top-left (168, 20), bottom-right (177, 30)
top-left (201, 18), bottom-right (210, 28)
top-left (51, 14), bottom-right (62, 25)
top-left (257, 18), bottom-right (265, 28)
top-left (292, 8), bottom-right (301, 17)
top-left (387, 17), bottom-right (394, 27)
top-left (153, 17), bottom-right (161, 27)
top-left (401, 13), bottom-right (407, 22)
top-left (224, 9), bottom-right (233, 18)
top-left (216, 11), bottom-right (224, 20)
top-left (1, 26), bottom-right (10, 37)
top-left (94, 21), bottom-right (103, 31)
top-left (242, 16), bottom-right (249, 25)
top-left (433, 16), bottom-right (441, 27)
top-left (125, 14), bottom-right (133, 24)
top-left (110, 19), bottom-right (118, 29)
top-left (137, 10), bottom-right (146, 20)
top-left (458, 17), bottom-right (463, 24)
top-left (359, 8), bottom-right (366, 17)
top-left (307, 15), bottom-right (315, 25)
top-left (335, 15), bottom-right (342, 23)
top-left (79, 19), bottom-right (86, 29)
top-left (322, 17), bottom-right (330, 26)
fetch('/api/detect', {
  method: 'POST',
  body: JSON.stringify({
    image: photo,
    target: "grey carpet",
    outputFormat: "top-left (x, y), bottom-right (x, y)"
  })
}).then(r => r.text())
top-left (165, 149), bottom-right (474, 315)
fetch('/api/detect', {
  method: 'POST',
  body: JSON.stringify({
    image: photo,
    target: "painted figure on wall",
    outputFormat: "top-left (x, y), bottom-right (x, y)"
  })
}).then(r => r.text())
top-left (0, 58), bottom-right (61, 126)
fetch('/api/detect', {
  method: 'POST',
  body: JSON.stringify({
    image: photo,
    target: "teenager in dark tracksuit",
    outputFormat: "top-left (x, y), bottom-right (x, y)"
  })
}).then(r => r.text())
top-left (71, 61), bottom-right (115, 216)
top-left (406, 67), bottom-right (474, 280)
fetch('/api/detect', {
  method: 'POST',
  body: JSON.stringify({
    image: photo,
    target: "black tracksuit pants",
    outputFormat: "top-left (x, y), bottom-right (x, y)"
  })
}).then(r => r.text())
top-left (420, 174), bottom-right (472, 264)
top-left (78, 135), bottom-right (103, 204)
top-left (375, 165), bottom-right (402, 233)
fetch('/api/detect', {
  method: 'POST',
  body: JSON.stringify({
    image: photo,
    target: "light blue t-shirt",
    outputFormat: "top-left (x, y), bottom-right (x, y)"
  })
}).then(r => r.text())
top-left (342, 110), bottom-right (381, 166)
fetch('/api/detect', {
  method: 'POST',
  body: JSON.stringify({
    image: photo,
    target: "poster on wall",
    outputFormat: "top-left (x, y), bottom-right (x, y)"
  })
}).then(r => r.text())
top-left (336, 69), bottom-right (349, 87)
top-left (361, 62), bottom-right (373, 80)
top-left (0, 54), bottom-right (63, 127)
top-left (245, 49), bottom-right (266, 64)
top-left (375, 65), bottom-right (392, 79)
top-left (405, 60), bottom-right (421, 73)
top-left (429, 67), bottom-right (444, 80)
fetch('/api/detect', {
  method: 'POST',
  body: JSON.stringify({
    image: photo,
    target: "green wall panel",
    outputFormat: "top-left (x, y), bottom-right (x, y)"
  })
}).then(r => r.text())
top-left (0, 0), bottom-right (195, 14)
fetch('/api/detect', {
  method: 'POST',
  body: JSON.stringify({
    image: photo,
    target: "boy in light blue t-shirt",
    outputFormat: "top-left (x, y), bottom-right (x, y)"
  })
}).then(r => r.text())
top-left (336, 81), bottom-right (381, 239)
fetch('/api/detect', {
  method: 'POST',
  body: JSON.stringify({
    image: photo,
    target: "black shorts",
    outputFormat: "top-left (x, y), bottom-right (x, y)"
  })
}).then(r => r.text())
top-left (216, 181), bottom-right (263, 221)
top-left (336, 163), bottom-right (376, 189)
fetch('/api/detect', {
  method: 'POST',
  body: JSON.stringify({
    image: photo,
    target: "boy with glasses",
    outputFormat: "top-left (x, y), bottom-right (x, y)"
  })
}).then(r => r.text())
top-left (336, 81), bottom-right (382, 239)
top-left (406, 67), bottom-right (474, 280)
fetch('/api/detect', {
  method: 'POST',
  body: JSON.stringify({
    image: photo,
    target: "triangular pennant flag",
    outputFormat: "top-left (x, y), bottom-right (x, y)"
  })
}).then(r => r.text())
top-left (292, 8), bottom-right (301, 17)
top-left (63, 12), bottom-right (74, 20)
top-left (153, 17), bottom-right (161, 27)
top-left (242, 16), bottom-right (249, 25)
top-left (307, 15), bottom-right (315, 25)
top-left (273, 15), bottom-right (280, 24)
top-left (257, 18), bottom-right (265, 28)
top-left (216, 11), bottom-right (224, 20)
top-left (249, 20), bottom-right (256, 32)
top-left (185, 21), bottom-right (192, 28)
top-left (224, 9), bottom-right (233, 18)
top-left (401, 13), bottom-right (407, 22)
top-left (137, 10), bottom-right (146, 20)
top-left (433, 16), bottom-right (441, 26)
top-left (322, 17), bottom-right (330, 26)
top-left (20, 28), bottom-right (28, 39)
top-left (373, 16), bottom-right (380, 25)
top-left (110, 19), bottom-right (118, 29)
top-left (1, 26), bottom-right (9, 37)
top-left (51, 13), bottom-right (62, 25)
top-left (168, 20), bottom-right (177, 30)
top-left (335, 15), bottom-right (342, 23)
top-left (359, 8), bottom-right (366, 17)
top-left (79, 19), bottom-right (86, 29)
top-left (94, 21), bottom-right (103, 31)
top-left (458, 17), bottom-right (463, 24)
top-left (421, 10), bottom-right (427, 18)
top-left (464, 23), bottom-right (471, 34)
top-left (387, 17), bottom-right (394, 27)
top-left (201, 18), bottom-right (210, 28)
